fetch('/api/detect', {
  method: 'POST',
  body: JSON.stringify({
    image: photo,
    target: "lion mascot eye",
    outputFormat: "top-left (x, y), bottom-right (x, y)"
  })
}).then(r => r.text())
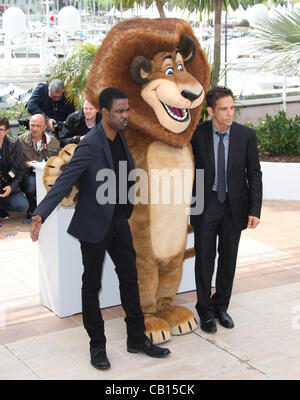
top-left (177, 64), bottom-right (183, 71)
top-left (165, 67), bottom-right (174, 76)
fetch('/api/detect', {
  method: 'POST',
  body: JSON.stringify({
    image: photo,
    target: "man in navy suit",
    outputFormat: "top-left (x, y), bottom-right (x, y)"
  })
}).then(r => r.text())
top-left (27, 79), bottom-right (75, 135)
top-left (30, 87), bottom-right (170, 370)
top-left (191, 86), bottom-right (262, 334)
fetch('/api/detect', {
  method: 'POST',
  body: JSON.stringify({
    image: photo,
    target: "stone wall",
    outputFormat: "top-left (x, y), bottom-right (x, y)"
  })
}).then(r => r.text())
top-left (234, 98), bottom-right (300, 126)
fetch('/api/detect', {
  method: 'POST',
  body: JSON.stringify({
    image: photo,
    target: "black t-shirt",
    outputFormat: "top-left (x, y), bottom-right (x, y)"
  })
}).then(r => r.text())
top-left (82, 121), bottom-right (94, 136)
top-left (107, 133), bottom-right (128, 206)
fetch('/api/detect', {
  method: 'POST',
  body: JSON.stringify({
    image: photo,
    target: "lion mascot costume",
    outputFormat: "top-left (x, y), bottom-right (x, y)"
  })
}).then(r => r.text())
top-left (86, 18), bottom-right (210, 344)
top-left (44, 18), bottom-right (210, 344)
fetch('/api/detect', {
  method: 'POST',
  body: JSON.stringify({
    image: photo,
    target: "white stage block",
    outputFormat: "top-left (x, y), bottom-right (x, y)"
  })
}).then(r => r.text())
top-left (35, 162), bottom-right (195, 318)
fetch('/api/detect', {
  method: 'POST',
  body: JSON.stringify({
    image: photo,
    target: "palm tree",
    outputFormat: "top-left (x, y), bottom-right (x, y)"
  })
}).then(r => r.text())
top-left (176, 0), bottom-right (248, 86)
top-left (251, 7), bottom-right (300, 75)
top-left (115, 0), bottom-right (167, 17)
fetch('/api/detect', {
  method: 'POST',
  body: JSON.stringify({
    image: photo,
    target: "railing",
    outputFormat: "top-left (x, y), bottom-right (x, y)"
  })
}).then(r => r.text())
top-left (0, 74), bottom-right (48, 85)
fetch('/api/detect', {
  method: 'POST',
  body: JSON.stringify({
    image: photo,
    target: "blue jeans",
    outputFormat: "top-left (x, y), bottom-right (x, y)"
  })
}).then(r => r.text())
top-left (0, 191), bottom-right (29, 212)
top-left (22, 173), bottom-right (36, 212)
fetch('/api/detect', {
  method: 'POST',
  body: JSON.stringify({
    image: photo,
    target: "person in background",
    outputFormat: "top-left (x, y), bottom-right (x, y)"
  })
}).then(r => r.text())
top-left (0, 116), bottom-right (28, 219)
top-left (59, 98), bottom-right (101, 147)
top-left (18, 114), bottom-right (59, 219)
top-left (27, 79), bottom-right (75, 136)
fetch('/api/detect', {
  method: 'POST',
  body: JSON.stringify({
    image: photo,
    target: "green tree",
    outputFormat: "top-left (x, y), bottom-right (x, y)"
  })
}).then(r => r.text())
top-left (114, 0), bottom-right (167, 17)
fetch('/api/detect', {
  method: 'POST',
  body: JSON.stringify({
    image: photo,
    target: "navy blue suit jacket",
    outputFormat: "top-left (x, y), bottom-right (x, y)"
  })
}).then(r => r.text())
top-left (27, 83), bottom-right (75, 122)
top-left (33, 122), bottom-right (135, 243)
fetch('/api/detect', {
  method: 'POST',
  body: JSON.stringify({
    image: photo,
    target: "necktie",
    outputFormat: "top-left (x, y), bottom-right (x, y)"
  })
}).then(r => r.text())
top-left (216, 132), bottom-right (226, 204)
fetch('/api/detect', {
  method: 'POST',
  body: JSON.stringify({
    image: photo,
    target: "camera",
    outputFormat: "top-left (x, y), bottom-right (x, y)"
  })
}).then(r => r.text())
top-left (0, 170), bottom-right (14, 194)
top-left (52, 121), bottom-right (64, 139)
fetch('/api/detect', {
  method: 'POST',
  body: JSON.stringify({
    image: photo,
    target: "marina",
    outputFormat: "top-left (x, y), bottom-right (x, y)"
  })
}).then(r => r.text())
top-left (0, 3), bottom-right (300, 109)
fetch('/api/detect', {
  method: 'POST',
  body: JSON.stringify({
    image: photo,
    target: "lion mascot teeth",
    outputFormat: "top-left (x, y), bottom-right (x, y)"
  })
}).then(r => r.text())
top-left (85, 18), bottom-right (210, 344)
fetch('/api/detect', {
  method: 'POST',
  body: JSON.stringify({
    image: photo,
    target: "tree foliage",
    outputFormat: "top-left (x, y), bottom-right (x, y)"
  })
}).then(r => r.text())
top-left (252, 7), bottom-right (300, 74)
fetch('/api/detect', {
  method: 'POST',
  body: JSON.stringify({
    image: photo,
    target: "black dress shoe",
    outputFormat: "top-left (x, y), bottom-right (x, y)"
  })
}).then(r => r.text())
top-left (127, 337), bottom-right (171, 358)
top-left (216, 311), bottom-right (234, 329)
top-left (90, 347), bottom-right (111, 370)
top-left (200, 317), bottom-right (217, 333)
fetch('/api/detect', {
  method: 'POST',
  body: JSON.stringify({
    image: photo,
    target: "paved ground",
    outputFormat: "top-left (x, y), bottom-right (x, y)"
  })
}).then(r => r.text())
top-left (0, 200), bottom-right (300, 380)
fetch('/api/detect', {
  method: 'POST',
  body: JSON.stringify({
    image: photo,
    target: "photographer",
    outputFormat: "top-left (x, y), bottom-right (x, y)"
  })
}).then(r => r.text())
top-left (27, 79), bottom-right (75, 138)
top-left (0, 116), bottom-right (29, 219)
top-left (18, 114), bottom-right (59, 218)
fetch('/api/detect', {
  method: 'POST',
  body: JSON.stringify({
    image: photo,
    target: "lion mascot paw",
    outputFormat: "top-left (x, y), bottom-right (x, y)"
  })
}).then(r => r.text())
top-left (43, 143), bottom-right (79, 207)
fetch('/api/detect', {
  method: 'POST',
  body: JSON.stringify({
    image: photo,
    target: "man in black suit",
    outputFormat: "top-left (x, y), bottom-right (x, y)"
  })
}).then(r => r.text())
top-left (30, 87), bottom-right (170, 369)
top-left (191, 86), bottom-right (262, 333)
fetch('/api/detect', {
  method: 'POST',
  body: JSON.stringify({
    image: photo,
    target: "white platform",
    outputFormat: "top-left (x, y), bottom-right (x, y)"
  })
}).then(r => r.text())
top-left (35, 162), bottom-right (195, 318)
top-left (261, 161), bottom-right (300, 200)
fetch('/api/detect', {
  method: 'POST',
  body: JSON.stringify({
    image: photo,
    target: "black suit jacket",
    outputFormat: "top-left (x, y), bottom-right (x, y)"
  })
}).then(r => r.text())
top-left (33, 122), bottom-right (135, 243)
top-left (190, 120), bottom-right (262, 231)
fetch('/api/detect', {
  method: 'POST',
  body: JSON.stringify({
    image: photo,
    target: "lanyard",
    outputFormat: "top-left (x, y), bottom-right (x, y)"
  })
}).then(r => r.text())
top-left (30, 133), bottom-right (48, 161)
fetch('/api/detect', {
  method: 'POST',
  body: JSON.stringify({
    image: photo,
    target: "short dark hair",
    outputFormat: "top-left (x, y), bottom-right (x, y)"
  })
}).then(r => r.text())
top-left (98, 87), bottom-right (127, 111)
top-left (0, 116), bottom-right (9, 130)
top-left (206, 86), bottom-right (234, 109)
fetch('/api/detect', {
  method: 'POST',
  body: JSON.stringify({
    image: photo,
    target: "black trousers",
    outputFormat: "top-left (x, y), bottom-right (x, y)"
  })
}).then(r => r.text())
top-left (193, 192), bottom-right (241, 318)
top-left (80, 207), bottom-right (146, 348)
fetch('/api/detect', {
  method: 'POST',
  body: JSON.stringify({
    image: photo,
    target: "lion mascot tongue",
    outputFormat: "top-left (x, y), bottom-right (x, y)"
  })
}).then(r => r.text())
top-left (85, 18), bottom-right (210, 344)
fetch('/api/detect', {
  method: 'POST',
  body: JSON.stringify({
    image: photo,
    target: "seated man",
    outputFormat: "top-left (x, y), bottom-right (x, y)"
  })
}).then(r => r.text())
top-left (59, 98), bottom-right (101, 147)
top-left (0, 116), bottom-right (29, 219)
top-left (18, 114), bottom-right (59, 218)
top-left (27, 79), bottom-right (75, 137)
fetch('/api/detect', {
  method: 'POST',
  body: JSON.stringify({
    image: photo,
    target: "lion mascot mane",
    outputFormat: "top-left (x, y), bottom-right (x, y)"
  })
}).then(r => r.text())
top-left (85, 18), bottom-right (210, 344)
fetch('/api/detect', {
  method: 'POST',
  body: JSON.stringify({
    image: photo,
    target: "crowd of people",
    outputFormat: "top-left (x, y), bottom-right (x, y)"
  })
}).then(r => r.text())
top-left (0, 79), bottom-right (100, 220)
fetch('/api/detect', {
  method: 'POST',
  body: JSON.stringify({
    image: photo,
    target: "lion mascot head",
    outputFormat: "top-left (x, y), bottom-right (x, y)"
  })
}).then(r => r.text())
top-left (85, 18), bottom-right (210, 148)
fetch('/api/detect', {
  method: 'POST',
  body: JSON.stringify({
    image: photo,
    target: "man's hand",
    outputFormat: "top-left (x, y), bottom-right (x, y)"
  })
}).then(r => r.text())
top-left (30, 215), bottom-right (43, 242)
top-left (26, 160), bottom-right (37, 168)
top-left (0, 186), bottom-right (12, 198)
top-left (47, 118), bottom-right (56, 132)
top-left (248, 216), bottom-right (260, 229)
